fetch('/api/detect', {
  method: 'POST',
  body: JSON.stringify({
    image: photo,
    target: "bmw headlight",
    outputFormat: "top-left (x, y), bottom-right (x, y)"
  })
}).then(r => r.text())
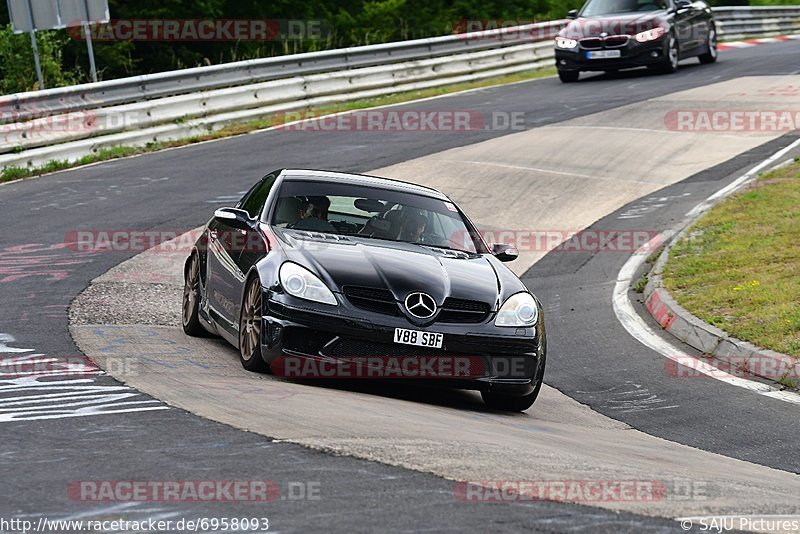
top-left (634, 27), bottom-right (665, 42)
top-left (279, 262), bottom-right (337, 306)
top-left (495, 292), bottom-right (539, 327)
top-left (555, 36), bottom-right (578, 49)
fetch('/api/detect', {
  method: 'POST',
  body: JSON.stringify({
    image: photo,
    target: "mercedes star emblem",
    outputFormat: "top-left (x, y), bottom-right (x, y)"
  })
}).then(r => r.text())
top-left (404, 292), bottom-right (437, 319)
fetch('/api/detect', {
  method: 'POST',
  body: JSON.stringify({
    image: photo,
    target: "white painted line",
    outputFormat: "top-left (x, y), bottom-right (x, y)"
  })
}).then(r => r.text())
top-left (686, 137), bottom-right (800, 218)
top-left (0, 331), bottom-right (169, 422)
top-left (768, 158), bottom-right (796, 172)
top-left (613, 137), bottom-right (800, 405)
top-left (613, 236), bottom-right (800, 405)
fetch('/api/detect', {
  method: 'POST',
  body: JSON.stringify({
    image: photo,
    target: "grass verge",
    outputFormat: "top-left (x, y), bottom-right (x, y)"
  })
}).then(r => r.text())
top-left (0, 68), bottom-right (555, 184)
top-left (662, 158), bottom-right (800, 358)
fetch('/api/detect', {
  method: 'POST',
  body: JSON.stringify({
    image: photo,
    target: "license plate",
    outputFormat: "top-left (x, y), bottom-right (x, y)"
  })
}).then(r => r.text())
top-left (394, 328), bottom-right (443, 349)
top-left (587, 50), bottom-right (621, 59)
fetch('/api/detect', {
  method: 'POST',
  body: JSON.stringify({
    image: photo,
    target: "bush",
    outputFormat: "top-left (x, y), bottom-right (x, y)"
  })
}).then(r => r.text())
top-left (0, 24), bottom-right (77, 93)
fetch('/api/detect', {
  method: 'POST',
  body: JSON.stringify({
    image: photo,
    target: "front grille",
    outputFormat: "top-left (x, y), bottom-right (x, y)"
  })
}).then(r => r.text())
top-left (579, 35), bottom-right (630, 50)
top-left (437, 297), bottom-right (491, 323)
top-left (343, 286), bottom-right (490, 323)
top-left (343, 286), bottom-right (399, 316)
top-left (604, 35), bottom-right (630, 48)
top-left (579, 37), bottom-right (602, 49)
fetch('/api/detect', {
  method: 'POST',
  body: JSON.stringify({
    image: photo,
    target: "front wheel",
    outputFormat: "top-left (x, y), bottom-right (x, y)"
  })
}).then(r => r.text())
top-left (698, 27), bottom-right (718, 64)
top-left (654, 35), bottom-right (679, 74)
top-left (558, 70), bottom-right (579, 83)
top-left (481, 353), bottom-right (546, 412)
top-left (239, 277), bottom-right (270, 372)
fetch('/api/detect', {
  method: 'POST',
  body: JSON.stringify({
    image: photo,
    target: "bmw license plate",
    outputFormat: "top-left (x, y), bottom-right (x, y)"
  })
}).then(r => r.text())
top-left (394, 328), bottom-right (443, 349)
top-left (587, 50), bottom-right (621, 59)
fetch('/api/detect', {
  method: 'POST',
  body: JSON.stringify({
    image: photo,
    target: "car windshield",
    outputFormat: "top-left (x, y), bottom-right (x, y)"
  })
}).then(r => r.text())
top-left (581, 0), bottom-right (668, 16)
top-left (271, 180), bottom-right (487, 254)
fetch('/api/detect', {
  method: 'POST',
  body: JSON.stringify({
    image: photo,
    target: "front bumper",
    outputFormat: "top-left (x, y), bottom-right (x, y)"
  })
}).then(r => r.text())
top-left (260, 292), bottom-right (546, 396)
top-left (555, 38), bottom-right (667, 72)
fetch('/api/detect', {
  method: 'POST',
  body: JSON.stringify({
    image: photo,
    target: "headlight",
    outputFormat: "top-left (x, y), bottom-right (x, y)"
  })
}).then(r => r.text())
top-left (279, 262), bottom-right (337, 306)
top-left (495, 292), bottom-right (539, 327)
top-left (634, 27), bottom-right (665, 42)
top-left (555, 36), bottom-right (578, 49)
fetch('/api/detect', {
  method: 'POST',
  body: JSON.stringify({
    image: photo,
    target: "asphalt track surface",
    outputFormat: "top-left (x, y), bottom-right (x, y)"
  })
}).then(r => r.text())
top-left (1, 41), bottom-right (799, 531)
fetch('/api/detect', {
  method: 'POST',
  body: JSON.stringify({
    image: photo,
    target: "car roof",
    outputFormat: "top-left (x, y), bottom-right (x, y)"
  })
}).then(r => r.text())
top-left (278, 169), bottom-right (449, 200)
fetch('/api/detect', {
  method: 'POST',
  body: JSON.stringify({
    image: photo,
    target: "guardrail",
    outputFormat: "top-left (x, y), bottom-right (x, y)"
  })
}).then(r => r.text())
top-left (0, 21), bottom-right (564, 126)
top-left (714, 6), bottom-right (800, 39)
top-left (1, 8), bottom-right (798, 171)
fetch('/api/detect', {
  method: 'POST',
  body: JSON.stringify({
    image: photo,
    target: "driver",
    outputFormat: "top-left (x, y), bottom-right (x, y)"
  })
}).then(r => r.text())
top-left (398, 213), bottom-right (427, 243)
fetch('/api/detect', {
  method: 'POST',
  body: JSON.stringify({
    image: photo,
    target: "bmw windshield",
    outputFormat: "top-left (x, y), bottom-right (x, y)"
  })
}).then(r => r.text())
top-left (581, 0), bottom-right (669, 16)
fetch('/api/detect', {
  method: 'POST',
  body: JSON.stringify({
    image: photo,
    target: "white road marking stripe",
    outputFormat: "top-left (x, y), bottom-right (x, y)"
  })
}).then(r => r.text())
top-left (0, 405), bottom-right (169, 422)
top-left (686, 137), bottom-right (800, 218)
top-left (613, 138), bottom-right (800, 405)
top-left (0, 332), bottom-right (168, 421)
top-left (0, 392), bottom-right (154, 408)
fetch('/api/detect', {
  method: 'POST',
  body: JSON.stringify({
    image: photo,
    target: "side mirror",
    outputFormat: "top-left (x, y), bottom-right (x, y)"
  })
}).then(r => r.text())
top-left (492, 243), bottom-right (519, 262)
top-left (214, 207), bottom-right (254, 230)
top-left (567, 9), bottom-right (579, 18)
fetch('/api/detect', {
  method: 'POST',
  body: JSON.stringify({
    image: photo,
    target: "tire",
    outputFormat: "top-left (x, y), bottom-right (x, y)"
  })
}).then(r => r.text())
top-left (481, 352), bottom-right (546, 412)
top-left (182, 254), bottom-right (208, 337)
top-left (239, 276), bottom-right (270, 372)
top-left (698, 26), bottom-right (718, 64)
top-left (558, 70), bottom-right (579, 83)
top-left (655, 34), bottom-right (680, 74)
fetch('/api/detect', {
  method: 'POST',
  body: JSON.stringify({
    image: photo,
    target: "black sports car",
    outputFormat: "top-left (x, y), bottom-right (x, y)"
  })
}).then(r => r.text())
top-left (182, 169), bottom-right (546, 411)
top-left (554, 0), bottom-right (717, 82)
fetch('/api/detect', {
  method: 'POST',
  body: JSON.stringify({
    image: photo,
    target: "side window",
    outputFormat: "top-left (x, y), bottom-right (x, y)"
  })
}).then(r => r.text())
top-left (239, 174), bottom-right (276, 219)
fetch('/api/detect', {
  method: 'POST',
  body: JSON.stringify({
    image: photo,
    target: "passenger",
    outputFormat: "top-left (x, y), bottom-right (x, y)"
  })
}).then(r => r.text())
top-left (305, 196), bottom-right (331, 220)
top-left (291, 198), bottom-right (337, 232)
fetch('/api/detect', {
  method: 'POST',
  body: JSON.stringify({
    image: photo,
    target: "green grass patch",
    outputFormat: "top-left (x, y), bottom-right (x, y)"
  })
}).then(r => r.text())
top-left (662, 160), bottom-right (800, 358)
top-left (0, 68), bottom-right (555, 184)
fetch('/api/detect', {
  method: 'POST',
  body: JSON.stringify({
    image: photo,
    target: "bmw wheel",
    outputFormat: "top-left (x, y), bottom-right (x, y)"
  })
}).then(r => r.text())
top-left (649, 34), bottom-right (679, 74)
top-left (558, 70), bottom-right (580, 83)
top-left (698, 26), bottom-right (718, 64)
top-left (660, 34), bottom-right (679, 73)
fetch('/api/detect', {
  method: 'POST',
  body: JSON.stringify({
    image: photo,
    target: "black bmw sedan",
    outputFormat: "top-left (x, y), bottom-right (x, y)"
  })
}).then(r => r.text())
top-left (182, 169), bottom-right (546, 411)
top-left (554, 0), bottom-right (717, 82)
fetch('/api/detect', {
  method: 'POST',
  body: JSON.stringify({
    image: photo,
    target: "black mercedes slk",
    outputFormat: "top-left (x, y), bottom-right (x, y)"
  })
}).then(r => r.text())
top-left (554, 0), bottom-right (717, 82)
top-left (182, 169), bottom-right (546, 411)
